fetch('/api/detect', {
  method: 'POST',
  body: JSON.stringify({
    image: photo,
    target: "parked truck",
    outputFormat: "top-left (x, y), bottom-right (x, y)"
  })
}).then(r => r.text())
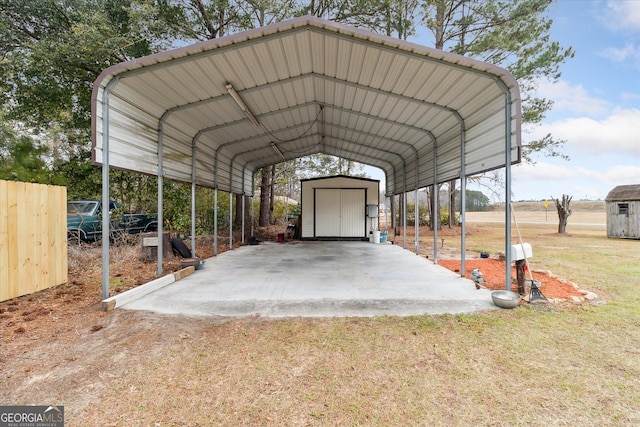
top-left (67, 200), bottom-right (158, 242)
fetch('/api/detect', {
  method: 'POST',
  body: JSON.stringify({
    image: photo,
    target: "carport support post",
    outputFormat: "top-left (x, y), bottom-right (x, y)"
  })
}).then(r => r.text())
top-left (157, 124), bottom-right (164, 277)
top-left (403, 191), bottom-right (407, 249)
top-left (101, 82), bottom-right (114, 302)
top-left (433, 143), bottom-right (439, 264)
top-left (385, 196), bottom-right (389, 233)
top-left (460, 175), bottom-right (467, 277)
top-left (504, 93), bottom-right (513, 290)
top-left (241, 193), bottom-right (245, 243)
top-left (414, 188), bottom-right (419, 254)
top-left (391, 195), bottom-right (396, 242)
top-left (241, 171), bottom-right (246, 243)
top-left (191, 141), bottom-right (197, 257)
top-left (251, 174), bottom-right (255, 237)
top-left (229, 193), bottom-right (233, 250)
top-left (214, 187), bottom-right (218, 256)
top-left (459, 122), bottom-right (466, 278)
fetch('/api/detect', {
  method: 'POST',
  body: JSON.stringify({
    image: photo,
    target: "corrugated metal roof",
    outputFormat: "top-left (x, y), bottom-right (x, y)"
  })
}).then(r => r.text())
top-left (92, 15), bottom-right (521, 196)
top-left (605, 184), bottom-right (640, 202)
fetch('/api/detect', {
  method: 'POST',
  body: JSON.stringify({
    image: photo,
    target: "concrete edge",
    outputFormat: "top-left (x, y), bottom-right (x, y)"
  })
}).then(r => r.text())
top-left (102, 266), bottom-right (195, 311)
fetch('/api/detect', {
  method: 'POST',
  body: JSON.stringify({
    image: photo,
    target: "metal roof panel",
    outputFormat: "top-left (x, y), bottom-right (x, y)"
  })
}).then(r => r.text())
top-left (92, 16), bottom-right (521, 196)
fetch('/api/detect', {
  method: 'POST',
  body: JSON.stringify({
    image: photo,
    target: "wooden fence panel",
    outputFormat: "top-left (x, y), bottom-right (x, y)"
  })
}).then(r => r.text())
top-left (0, 180), bottom-right (67, 302)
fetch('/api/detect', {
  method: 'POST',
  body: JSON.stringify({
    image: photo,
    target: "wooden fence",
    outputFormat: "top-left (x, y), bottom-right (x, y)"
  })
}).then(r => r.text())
top-left (0, 180), bottom-right (68, 302)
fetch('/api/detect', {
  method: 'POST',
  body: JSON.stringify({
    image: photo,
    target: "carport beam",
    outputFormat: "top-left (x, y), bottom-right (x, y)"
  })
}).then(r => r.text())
top-left (157, 124), bottom-right (164, 277)
top-left (385, 196), bottom-right (389, 236)
top-left (391, 195), bottom-right (396, 242)
top-left (433, 142), bottom-right (439, 264)
top-left (403, 191), bottom-right (407, 250)
top-left (241, 193), bottom-right (245, 243)
top-left (101, 79), bottom-right (117, 302)
top-left (459, 123), bottom-right (466, 278)
top-left (229, 193), bottom-right (233, 250)
top-left (415, 188), bottom-right (419, 255)
top-left (241, 171), bottom-right (246, 243)
top-left (504, 88), bottom-right (513, 290)
top-left (251, 174), bottom-right (255, 236)
top-left (214, 187), bottom-right (218, 256)
top-left (191, 141), bottom-right (197, 257)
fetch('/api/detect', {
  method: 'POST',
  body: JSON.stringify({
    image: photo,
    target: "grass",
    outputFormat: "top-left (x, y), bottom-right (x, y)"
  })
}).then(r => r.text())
top-left (71, 210), bottom-right (640, 425)
top-left (84, 306), bottom-right (640, 425)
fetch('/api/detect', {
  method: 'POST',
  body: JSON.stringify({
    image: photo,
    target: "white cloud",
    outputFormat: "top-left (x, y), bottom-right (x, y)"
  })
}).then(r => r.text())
top-left (513, 162), bottom-right (576, 181)
top-left (599, 43), bottom-right (640, 68)
top-left (621, 92), bottom-right (640, 101)
top-left (533, 80), bottom-right (610, 116)
top-left (577, 164), bottom-right (640, 187)
top-left (605, 0), bottom-right (640, 30)
top-left (532, 108), bottom-right (640, 156)
top-left (599, 43), bottom-right (639, 61)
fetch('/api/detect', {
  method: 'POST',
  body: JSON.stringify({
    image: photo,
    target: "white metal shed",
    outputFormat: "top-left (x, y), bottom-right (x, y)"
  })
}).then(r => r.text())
top-left (300, 176), bottom-right (379, 239)
top-left (92, 15), bottom-right (522, 299)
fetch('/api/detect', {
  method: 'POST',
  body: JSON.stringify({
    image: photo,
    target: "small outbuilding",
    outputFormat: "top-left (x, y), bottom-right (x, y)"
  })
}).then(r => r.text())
top-left (300, 176), bottom-right (379, 240)
top-left (605, 184), bottom-right (640, 239)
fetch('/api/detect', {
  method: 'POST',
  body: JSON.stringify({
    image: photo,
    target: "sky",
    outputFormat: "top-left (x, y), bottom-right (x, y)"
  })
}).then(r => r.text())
top-left (511, 0), bottom-right (640, 201)
top-left (369, 0), bottom-right (640, 202)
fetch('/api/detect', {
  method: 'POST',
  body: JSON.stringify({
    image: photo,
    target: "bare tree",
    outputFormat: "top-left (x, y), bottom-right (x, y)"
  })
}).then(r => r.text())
top-left (553, 194), bottom-right (572, 233)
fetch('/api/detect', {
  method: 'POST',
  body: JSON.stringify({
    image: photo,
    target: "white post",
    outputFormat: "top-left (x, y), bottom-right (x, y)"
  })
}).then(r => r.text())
top-left (229, 193), bottom-right (233, 250)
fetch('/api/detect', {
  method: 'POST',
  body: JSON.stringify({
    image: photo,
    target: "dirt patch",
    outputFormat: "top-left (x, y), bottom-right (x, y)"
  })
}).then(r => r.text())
top-left (438, 258), bottom-right (584, 299)
top-left (0, 232), bottom-right (253, 361)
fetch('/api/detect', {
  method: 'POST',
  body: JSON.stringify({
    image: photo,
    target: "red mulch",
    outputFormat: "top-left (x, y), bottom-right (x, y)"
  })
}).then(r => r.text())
top-left (438, 258), bottom-right (583, 299)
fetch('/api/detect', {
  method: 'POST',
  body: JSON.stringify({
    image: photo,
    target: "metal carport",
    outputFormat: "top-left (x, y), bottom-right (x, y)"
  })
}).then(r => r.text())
top-left (92, 16), bottom-right (521, 300)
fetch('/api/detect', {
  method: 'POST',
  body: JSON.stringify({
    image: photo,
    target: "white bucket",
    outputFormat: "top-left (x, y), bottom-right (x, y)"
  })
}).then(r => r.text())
top-left (373, 230), bottom-right (381, 244)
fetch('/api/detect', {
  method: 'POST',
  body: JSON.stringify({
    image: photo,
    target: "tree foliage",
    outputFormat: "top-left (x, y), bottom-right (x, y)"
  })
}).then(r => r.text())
top-left (1, 0), bottom-right (172, 136)
top-left (0, 118), bottom-right (50, 183)
top-left (458, 189), bottom-right (491, 211)
top-left (421, 0), bottom-right (574, 162)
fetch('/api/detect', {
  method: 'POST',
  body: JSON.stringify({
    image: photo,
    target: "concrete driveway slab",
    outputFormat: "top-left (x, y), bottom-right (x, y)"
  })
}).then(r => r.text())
top-left (121, 241), bottom-right (498, 318)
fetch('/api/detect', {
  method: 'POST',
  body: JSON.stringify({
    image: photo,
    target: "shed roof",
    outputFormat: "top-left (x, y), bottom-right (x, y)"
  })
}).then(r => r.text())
top-left (605, 184), bottom-right (640, 202)
top-left (92, 16), bottom-right (521, 196)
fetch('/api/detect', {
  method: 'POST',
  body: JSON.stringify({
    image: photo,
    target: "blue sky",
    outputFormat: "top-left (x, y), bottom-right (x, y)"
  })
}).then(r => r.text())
top-left (369, 0), bottom-right (640, 201)
top-left (512, 0), bottom-right (640, 201)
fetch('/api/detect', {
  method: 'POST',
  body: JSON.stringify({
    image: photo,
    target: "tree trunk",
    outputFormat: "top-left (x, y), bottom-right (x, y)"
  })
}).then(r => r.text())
top-left (554, 194), bottom-right (573, 233)
top-left (259, 167), bottom-right (271, 227)
top-left (269, 164), bottom-right (276, 225)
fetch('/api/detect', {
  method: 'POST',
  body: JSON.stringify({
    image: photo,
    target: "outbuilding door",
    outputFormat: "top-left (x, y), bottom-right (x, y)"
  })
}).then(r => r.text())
top-left (315, 189), bottom-right (366, 238)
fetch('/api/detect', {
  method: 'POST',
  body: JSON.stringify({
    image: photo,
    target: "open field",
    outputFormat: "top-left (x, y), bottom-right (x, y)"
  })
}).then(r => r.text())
top-left (1, 203), bottom-right (639, 426)
top-left (466, 200), bottom-right (606, 226)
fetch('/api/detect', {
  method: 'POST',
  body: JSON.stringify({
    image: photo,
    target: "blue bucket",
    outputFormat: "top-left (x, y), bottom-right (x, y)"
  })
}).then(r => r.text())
top-left (380, 231), bottom-right (388, 243)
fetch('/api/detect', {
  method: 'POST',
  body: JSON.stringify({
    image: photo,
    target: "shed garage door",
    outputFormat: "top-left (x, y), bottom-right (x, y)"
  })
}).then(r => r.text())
top-left (315, 189), bottom-right (365, 238)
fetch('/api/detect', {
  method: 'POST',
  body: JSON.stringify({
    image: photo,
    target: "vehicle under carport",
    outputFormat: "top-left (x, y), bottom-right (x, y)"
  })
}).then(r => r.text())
top-left (91, 15), bottom-right (522, 303)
